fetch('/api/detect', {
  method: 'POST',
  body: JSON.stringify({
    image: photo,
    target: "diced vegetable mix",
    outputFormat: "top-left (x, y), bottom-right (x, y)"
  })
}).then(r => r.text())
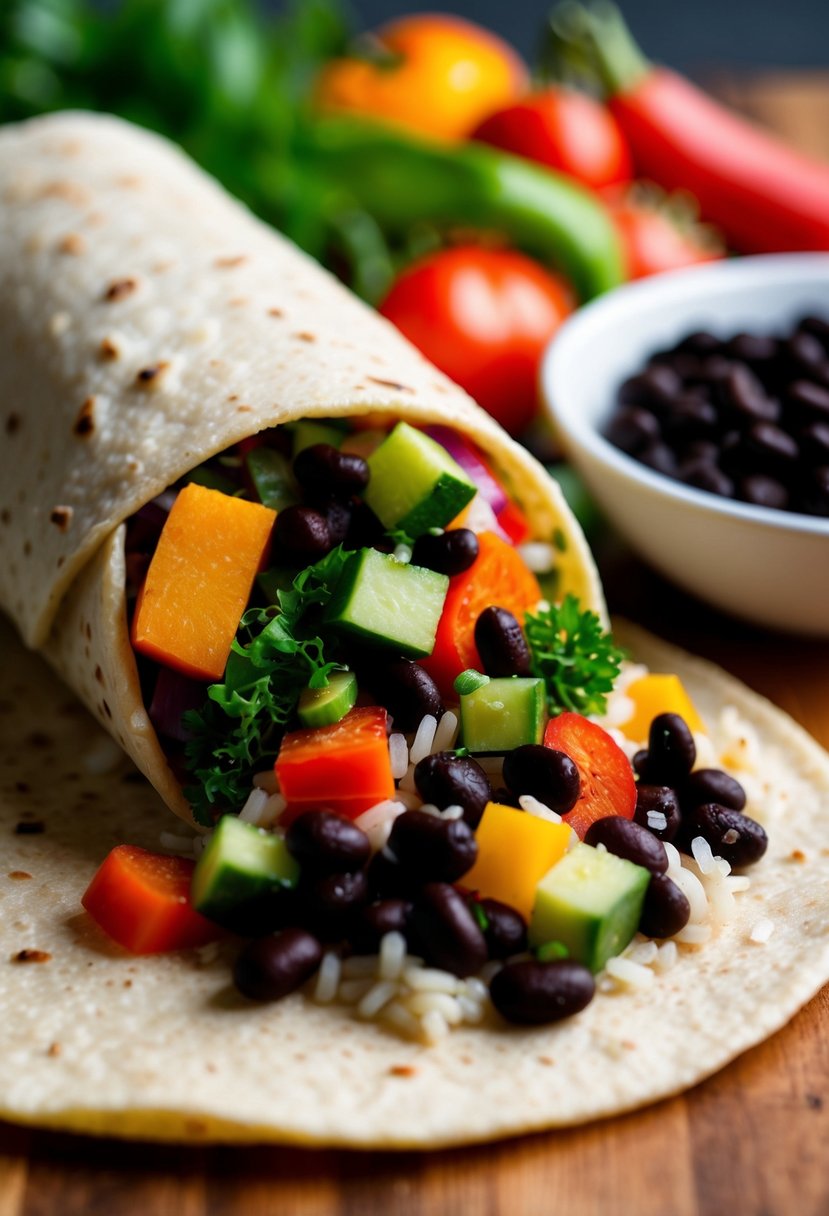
top-left (99, 418), bottom-right (768, 1029)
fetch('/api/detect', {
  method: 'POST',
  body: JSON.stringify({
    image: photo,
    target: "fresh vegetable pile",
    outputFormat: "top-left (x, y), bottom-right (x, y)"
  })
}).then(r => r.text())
top-left (82, 417), bottom-right (770, 1036)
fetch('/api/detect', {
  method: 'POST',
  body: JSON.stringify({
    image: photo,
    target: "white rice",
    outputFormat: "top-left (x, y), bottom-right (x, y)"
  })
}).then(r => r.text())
top-left (398, 764), bottom-right (418, 793)
top-left (252, 769), bottom-right (279, 794)
top-left (647, 810), bottom-right (668, 832)
top-left (382, 1000), bottom-right (423, 1039)
top-left (432, 710), bottom-right (460, 753)
top-left (402, 966), bottom-right (461, 994)
top-left (358, 980), bottom-right (399, 1018)
top-left (420, 1009), bottom-right (450, 1042)
top-left (337, 977), bottom-right (376, 1003)
top-left (378, 931), bottom-right (407, 981)
top-left (670, 865), bottom-right (709, 924)
top-left (626, 939), bottom-right (659, 966)
top-left (340, 955), bottom-right (381, 978)
top-left (406, 991), bottom-right (464, 1024)
top-left (313, 952), bottom-right (341, 1004)
top-left (749, 918), bottom-right (775, 944)
top-left (389, 733), bottom-right (409, 780)
top-left (159, 830), bottom-right (196, 855)
top-left (654, 941), bottom-right (678, 972)
top-left (517, 541), bottom-right (558, 574)
top-left (238, 788), bottom-right (270, 825)
top-left (605, 956), bottom-right (655, 988)
top-left (519, 794), bottom-right (563, 824)
top-left (727, 875), bottom-right (752, 893)
top-left (392, 543), bottom-right (413, 564)
top-left (675, 922), bottom-right (713, 946)
top-left (353, 800), bottom-right (406, 852)
top-left (409, 715), bottom-right (438, 765)
top-left (691, 835), bottom-right (716, 875)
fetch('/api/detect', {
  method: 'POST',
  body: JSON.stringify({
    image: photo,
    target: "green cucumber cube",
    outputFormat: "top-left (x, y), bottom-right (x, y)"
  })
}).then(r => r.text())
top-left (460, 677), bottom-right (547, 753)
top-left (364, 422), bottom-right (475, 535)
top-left (191, 815), bottom-right (299, 923)
top-left (298, 670), bottom-right (358, 729)
top-left (529, 842), bottom-right (650, 973)
top-left (290, 420), bottom-right (344, 456)
top-left (324, 548), bottom-right (448, 658)
top-left (246, 448), bottom-right (298, 511)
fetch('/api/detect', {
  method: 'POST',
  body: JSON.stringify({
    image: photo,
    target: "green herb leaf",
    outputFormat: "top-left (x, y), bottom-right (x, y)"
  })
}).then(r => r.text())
top-left (183, 544), bottom-right (350, 824)
top-left (525, 594), bottom-right (626, 718)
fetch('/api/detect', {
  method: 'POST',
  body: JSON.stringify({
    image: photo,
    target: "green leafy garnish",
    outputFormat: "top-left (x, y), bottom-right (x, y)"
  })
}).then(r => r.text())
top-left (183, 545), bottom-right (350, 824)
top-left (525, 594), bottom-right (626, 718)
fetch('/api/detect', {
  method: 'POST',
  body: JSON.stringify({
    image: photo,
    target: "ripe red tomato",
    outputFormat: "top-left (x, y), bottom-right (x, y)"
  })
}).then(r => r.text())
top-left (604, 186), bottom-right (724, 279)
top-left (543, 713), bottom-right (636, 840)
top-left (379, 246), bottom-right (574, 435)
top-left (472, 87), bottom-right (632, 191)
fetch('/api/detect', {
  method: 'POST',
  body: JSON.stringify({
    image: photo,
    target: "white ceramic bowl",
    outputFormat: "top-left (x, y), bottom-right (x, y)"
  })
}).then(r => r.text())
top-left (542, 254), bottom-right (829, 636)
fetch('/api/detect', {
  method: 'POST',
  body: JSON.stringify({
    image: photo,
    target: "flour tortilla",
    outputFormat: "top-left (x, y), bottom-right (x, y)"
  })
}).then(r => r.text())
top-left (1, 617), bottom-right (828, 1147)
top-left (0, 111), bottom-right (602, 825)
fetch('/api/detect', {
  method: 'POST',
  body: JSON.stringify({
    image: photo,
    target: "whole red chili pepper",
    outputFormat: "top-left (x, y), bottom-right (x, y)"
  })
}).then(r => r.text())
top-left (552, 4), bottom-right (829, 254)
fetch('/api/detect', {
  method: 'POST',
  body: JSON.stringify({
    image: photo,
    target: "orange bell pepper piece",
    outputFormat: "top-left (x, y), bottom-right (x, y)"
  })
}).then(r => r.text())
top-left (132, 483), bottom-right (276, 682)
top-left (620, 673), bottom-right (705, 743)
top-left (464, 802), bottom-right (572, 920)
top-left (82, 845), bottom-right (221, 954)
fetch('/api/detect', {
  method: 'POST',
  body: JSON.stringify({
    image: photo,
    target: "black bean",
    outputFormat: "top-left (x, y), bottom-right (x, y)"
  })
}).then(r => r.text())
top-left (634, 785), bottom-right (682, 843)
top-left (475, 898), bottom-right (528, 959)
top-left (474, 606), bottom-right (532, 678)
top-left (799, 421), bottom-right (829, 464)
top-left (788, 331), bottom-right (827, 376)
top-left (584, 815), bottom-right (668, 875)
top-left (746, 422), bottom-right (799, 468)
top-left (502, 744), bottom-right (580, 815)
top-left (344, 501), bottom-right (387, 550)
top-left (411, 528), bottom-right (479, 576)
top-left (491, 786), bottom-right (523, 809)
top-left (722, 364), bottom-right (780, 423)
top-left (370, 659), bottom-right (444, 733)
top-left (415, 752), bottom-right (492, 828)
top-left (639, 874), bottom-right (691, 939)
top-left (299, 869), bottom-right (369, 939)
top-left (293, 443), bottom-right (370, 500)
top-left (788, 379), bottom-right (829, 423)
top-left (647, 713), bottom-right (696, 785)
top-left (604, 405), bottom-right (661, 454)
top-left (680, 439), bottom-right (720, 465)
top-left (274, 505), bottom-right (331, 560)
top-left (365, 848), bottom-right (420, 900)
top-left (323, 499), bottom-right (351, 545)
top-left (663, 393), bottom-right (719, 439)
top-left (285, 810), bottom-right (371, 875)
top-left (682, 458), bottom-right (734, 498)
top-left (349, 899), bottom-right (413, 954)
top-left (637, 440), bottom-right (678, 477)
top-left (676, 330), bottom-right (722, 357)
top-left (632, 749), bottom-right (652, 780)
top-left (233, 928), bottom-right (322, 1001)
top-left (618, 365), bottom-right (681, 409)
top-left (798, 315), bottom-right (829, 348)
top-left (489, 959), bottom-right (595, 1025)
top-left (387, 809), bottom-right (478, 884)
top-left (727, 333), bottom-right (779, 366)
top-left (799, 465), bottom-right (829, 516)
top-left (410, 882), bottom-right (488, 977)
top-left (685, 803), bottom-right (768, 867)
top-left (738, 474), bottom-right (789, 510)
top-left (681, 768), bottom-right (747, 813)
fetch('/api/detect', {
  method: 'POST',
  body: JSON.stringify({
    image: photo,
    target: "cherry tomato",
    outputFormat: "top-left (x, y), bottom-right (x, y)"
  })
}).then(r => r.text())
top-left (604, 185), bottom-right (724, 279)
top-left (543, 713), bottom-right (636, 840)
top-left (472, 87), bottom-right (632, 191)
top-left (379, 246), bottom-right (574, 435)
top-left (315, 14), bottom-right (527, 142)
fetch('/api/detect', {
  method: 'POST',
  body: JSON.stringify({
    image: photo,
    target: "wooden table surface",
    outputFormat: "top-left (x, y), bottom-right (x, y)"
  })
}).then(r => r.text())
top-left (2, 74), bottom-right (829, 1216)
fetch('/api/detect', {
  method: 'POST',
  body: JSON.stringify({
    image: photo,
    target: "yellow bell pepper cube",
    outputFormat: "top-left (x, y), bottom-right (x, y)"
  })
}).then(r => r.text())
top-left (619, 673), bottom-right (705, 743)
top-left (463, 802), bottom-right (572, 921)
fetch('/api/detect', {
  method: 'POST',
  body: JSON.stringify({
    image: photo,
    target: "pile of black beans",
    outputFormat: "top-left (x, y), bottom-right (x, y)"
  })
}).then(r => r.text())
top-left (604, 317), bottom-right (829, 516)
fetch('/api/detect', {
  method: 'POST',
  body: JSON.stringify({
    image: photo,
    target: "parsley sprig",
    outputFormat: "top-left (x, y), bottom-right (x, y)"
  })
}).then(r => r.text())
top-left (183, 546), bottom-right (350, 824)
top-left (525, 594), bottom-right (626, 718)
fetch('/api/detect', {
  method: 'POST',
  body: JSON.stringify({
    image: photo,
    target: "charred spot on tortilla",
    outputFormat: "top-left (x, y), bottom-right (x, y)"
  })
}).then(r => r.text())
top-left (73, 397), bottom-right (96, 438)
top-left (0, 509), bottom-right (10, 525)
top-left (8, 872), bottom-right (32, 881)
top-left (11, 949), bottom-right (52, 964)
top-left (37, 180), bottom-right (90, 206)
top-left (294, 332), bottom-right (316, 343)
top-left (47, 1042), bottom-right (61, 1058)
top-left (215, 255), bottom-right (247, 269)
top-left (367, 377), bottom-right (415, 393)
top-left (135, 362), bottom-right (171, 388)
top-left (267, 307), bottom-right (284, 318)
top-left (5, 413), bottom-right (21, 437)
top-left (103, 277), bottom-right (138, 302)
top-left (14, 820), bottom-right (44, 834)
top-left (57, 233), bottom-right (86, 256)
top-left (49, 506), bottom-right (73, 531)
top-left (99, 336), bottom-right (120, 361)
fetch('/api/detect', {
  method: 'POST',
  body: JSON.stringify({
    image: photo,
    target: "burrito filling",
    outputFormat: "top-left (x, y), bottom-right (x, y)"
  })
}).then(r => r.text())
top-left (83, 418), bottom-right (769, 1036)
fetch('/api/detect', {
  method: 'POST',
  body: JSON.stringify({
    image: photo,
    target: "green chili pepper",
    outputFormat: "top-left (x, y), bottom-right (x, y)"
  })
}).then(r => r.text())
top-left (296, 118), bottom-right (626, 301)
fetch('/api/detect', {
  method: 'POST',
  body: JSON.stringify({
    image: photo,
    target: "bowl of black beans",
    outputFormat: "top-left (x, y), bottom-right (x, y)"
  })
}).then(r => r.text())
top-left (542, 253), bottom-right (829, 635)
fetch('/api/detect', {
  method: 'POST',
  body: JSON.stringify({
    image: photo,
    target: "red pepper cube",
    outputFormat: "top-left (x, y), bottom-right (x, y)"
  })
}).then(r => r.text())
top-left (275, 706), bottom-right (395, 821)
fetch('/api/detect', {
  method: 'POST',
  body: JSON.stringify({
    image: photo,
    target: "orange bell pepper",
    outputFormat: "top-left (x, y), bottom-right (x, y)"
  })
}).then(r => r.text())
top-left (619, 673), bottom-right (705, 743)
top-left (132, 483), bottom-right (276, 682)
top-left (82, 845), bottom-right (221, 954)
top-left (420, 531), bottom-right (541, 697)
top-left (275, 706), bottom-right (395, 822)
top-left (464, 802), bottom-right (572, 920)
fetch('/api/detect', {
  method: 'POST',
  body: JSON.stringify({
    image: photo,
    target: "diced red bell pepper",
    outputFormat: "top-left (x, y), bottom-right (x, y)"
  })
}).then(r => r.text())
top-left (275, 706), bottom-right (395, 822)
top-left (543, 713), bottom-right (636, 840)
top-left (82, 845), bottom-right (221, 954)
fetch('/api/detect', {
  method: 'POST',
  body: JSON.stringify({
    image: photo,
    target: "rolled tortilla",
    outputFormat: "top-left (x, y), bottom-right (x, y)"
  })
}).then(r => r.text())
top-left (0, 112), bottom-right (603, 824)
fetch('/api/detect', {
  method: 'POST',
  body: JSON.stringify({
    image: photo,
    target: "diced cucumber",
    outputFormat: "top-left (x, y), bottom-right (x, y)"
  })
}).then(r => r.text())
top-left (364, 422), bottom-right (476, 535)
top-left (246, 448), bottom-right (298, 511)
top-left (324, 548), bottom-right (448, 658)
top-left (298, 670), bottom-right (358, 728)
top-left (460, 677), bottom-right (547, 753)
top-left (529, 842), bottom-right (650, 973)
top-left (289, 420), bottom-right (344, 456)
top-left (191, 815), bottom-right (299, 924)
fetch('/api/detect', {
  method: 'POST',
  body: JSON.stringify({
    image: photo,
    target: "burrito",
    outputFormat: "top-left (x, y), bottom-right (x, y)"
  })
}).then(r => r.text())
top-left (1, 112), bottom-right (829, 1147)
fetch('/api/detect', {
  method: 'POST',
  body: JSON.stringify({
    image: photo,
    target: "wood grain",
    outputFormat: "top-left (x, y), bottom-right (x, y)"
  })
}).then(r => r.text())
top-left (2, 72), bottom-right (829, 1216)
